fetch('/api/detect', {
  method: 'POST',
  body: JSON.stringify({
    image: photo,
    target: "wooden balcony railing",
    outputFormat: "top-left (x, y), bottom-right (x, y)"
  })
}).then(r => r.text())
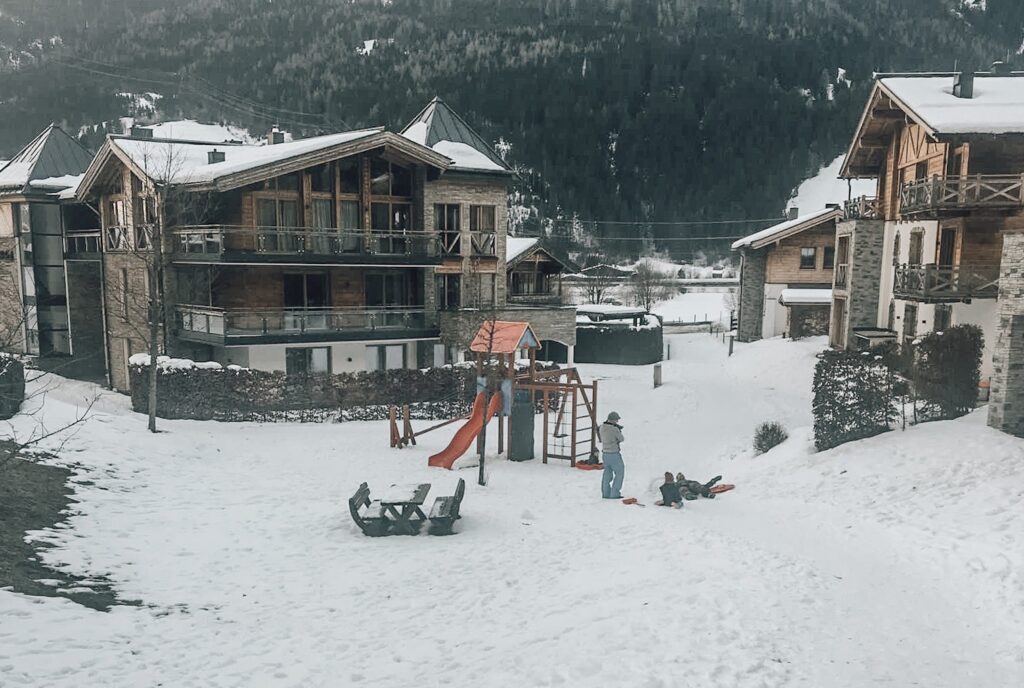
top-left (900, 175), bottom-right (1024, 216)
top-left (507, 289), bottom-right (564, 305)
top-left (172, 226), bottom-right (439, 263)
top-left (65, 231), bottom-right (102, 259)
top-left (834, 263), bottom-right (849, 289)
top-left (843, 196), bottom-right (882, 220)
top-left (176, 305), bottom-right (438, 344)
top-left (470, 231), bottom-right (497, 257)
top-left (892, 264), bottom-right (999, 302)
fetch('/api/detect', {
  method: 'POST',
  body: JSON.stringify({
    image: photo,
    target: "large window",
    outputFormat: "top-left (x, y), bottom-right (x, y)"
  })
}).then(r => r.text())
top-left (370, 159), bottom-right (412, 197)
top-left (799, 247), bottom-right (817, 270)
top-left (435, 204), bottom-right (461, 255)
top-left (436, 274), bottom-right (461, 309)
top-left (469, 205), bottom-right (496, 232)
top-left (822, 246), bottom-right (835, 270)
top-left (286, 347), bottom-right (330, 375)
top-left (365, 343), bottom-right (406, 371)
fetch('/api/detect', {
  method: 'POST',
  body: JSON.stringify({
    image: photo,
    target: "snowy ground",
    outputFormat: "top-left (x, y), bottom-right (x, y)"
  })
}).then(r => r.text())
top-left (2, 335), bottom-right (1023, 687)
top-left (652, 290), bottom-right (732, 325)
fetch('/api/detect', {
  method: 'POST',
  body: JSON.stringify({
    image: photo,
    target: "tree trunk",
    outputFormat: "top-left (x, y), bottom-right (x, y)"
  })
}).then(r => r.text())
top-left (146, 220), bottom-right (164, 434)
top-left (477, 391), bottom-right (488, 486)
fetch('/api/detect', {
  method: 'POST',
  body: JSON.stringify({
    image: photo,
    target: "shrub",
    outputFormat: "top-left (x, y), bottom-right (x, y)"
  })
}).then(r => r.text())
top-left (0, 355), bottom-right (25, 420)
top-left (812, 348), bottom-right (897, 451)
top-left (753, 421), bottom-right (788, 454)
top-left (912, 324), bottom-right (984, 421)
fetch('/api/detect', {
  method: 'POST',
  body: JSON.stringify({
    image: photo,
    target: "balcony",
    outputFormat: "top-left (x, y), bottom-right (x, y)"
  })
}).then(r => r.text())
top-left (834, 263), bottom-right (849, 289)
top-left (176, 305), bottom-right (438, 346)
top-left (171, 226), bottom-right (441, 266)
top-left (507, 288), bottom-right (565, 305)
top-left (899, 175), bottom-right (1024, 217)
top-left (843, 196), bottom-right (882, 220)
top-left (470, 231), bottom-right (497, 257)
top-left (892, 264), bottom-right (999, 303)
top-left (65, 231), bottom-right (102, 260)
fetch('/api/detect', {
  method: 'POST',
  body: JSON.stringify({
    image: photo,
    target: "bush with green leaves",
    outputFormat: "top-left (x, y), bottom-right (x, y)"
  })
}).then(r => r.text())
top-left (812, 348), bottom-right (897, 451)
top-left (753, 421), bottom-right (788, 454)
top-left (911, 324), bottom-right (984, 421)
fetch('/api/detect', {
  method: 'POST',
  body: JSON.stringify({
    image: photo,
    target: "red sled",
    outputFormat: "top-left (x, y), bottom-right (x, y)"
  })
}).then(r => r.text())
top-left (576, 463), bottom-right (604, 471)
top-left (709, 483), bottom-right (735, 494)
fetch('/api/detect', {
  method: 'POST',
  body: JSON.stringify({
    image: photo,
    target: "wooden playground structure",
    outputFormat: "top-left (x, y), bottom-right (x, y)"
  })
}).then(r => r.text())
top-left (389, 320), bottom-right (599, 467)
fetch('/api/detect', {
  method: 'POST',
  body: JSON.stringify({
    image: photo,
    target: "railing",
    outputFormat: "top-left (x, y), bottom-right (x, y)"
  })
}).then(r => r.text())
top-left (843, 196), bottom-right (882, 220)
top-left (892, 264), bottom-right (999, 301)
top-left (507, 288), bottom-right (564, 305)
top-left (105, 225), bottom-right (131, 251)
top-left (439, 231), bottom-right (461, 256)
top-left (173, 226), bottom-right (439, 260)
top-left (65, 231), bottom-right (102, 258)
top-left (470, 231), bottom-right (496, 257)
top-left (176, 305), bottom-right (436, 342)
top-left (900, 175), bottom-right (1024, 216)
top-left (834, 263), bottom-right (849, 289)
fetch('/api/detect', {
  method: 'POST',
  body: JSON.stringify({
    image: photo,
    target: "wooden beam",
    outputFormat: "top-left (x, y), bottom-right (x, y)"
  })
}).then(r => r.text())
top-left (870, 109), bottom-right (906, 122)
top-left (859, 137), bottom-right (889, 149)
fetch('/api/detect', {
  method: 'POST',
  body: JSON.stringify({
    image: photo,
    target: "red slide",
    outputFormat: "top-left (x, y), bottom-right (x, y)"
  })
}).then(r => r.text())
top-left (428, 392), bottom-right (504, 469)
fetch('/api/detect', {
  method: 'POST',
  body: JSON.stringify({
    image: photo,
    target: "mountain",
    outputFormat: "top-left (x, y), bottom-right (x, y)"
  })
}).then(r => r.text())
top-left (1, 0), bottom-right (1021, 258)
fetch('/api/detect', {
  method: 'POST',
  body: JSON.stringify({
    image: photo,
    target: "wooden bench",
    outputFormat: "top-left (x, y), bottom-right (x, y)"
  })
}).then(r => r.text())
top-left (428, 478), bottom-right (466, 536)
top-left (349, 482), bottom-right (390, 537)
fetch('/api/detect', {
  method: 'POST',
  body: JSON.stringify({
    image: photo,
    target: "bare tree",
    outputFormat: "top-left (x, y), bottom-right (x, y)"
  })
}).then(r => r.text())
top-left (630, 260), bottom-right (674, 312)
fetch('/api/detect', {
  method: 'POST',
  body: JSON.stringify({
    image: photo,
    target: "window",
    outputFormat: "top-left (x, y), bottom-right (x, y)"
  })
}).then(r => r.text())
top-left (312, 199), bottom-right (335, 229)
top-left (371, 202), bottom-right (411, 232)
top-left (257, 198), bottom-right (299, 228)
top-left (369, 159), bottom-right (412, 197)
top-left (0, 205), bottom-right (13, 237)
top-left (799, 247), bottom-right (817, 270)
top-left (903, 303), bottom-right (918, 340)
top-left (339, 159), bottom-right (360, 194)
top-left (365, 272), bottom-right (409, 307)
top-left (286, 347), bottom-right (330, 375)
top-left (822, 246), bottom-right (835, 270)
top-left (435, 204), bottom-right (461, 254)
top-left (469, 205), bottom-right (496, 232)
top-left (908, 230), bottom-right (924, 266)
top-left (934, 304), bottom-right (952, 332)
top-left (436, 274), bottom-right (461, 309)
top-left (119, 268), bottom-right (129, 319)
top-left (892, 231), bottom-right (901, 266)
top-left (887, 300), bottom-right (895, 331)
top-left (365, 344), bottom-right (406, 371)
top-left (311, 163), bottom-right (334, 193)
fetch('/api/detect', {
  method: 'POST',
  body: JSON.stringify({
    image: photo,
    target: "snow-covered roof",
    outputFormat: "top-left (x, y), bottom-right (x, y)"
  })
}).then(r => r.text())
top-left (506, 237), bottom-right (539, 263)
top-left (110, 129), bottom-right (381, 185)
top-left (880, 75), bottom-right (1024, 136)
top-left (731, 207), bottom-right (840, 251)
top-left (778, 288), bottom-right (833, 306)
top-left (401, 97), bottom-right (511, 174)
top-left (0, 124), bottom-right (93, 194)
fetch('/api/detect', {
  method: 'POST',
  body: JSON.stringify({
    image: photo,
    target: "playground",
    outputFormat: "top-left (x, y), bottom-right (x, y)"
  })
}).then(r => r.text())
top-left (3, 333), bottom-right (1023, 687)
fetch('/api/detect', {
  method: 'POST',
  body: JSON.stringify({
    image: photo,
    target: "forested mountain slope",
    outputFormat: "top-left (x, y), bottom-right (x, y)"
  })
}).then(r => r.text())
top-left (1, 0), bottom-right (1021, 254)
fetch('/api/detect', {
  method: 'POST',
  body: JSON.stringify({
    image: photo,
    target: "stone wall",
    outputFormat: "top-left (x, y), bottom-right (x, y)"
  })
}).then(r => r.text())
top-left (129, 362), bottom-right (478, 421)
top-left (0, 247), bottom-right (26, 355)
top-left (840, 219), bottom-right (884, 348)
top-left (439, 306), bottom-right (578, 349)
top-left (988, 231), bottom-right (1024, 436)
top-left (737, 248), bottom-right (766, 342)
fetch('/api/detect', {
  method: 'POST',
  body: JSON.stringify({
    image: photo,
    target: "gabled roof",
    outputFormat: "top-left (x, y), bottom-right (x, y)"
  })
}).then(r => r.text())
top-left (578, 263), bottom-right (636, 278)
top-left (0, 124), bottom-right (94, 194)
top-left (505, 236), bottom-right (577, 272)
top-left (76, 128), bottom-right (452, 198)
top-left (731, 207), bottom-right (840, 250)
top-left (401, 97), bottom-right (511, 174)
top-left (842, 73), bottom-right (1024, 178)
top-left (470, 321), bottom-right (540, 354)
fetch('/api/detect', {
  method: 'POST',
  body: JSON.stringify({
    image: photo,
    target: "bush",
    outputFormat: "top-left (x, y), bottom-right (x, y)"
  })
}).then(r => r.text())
top-left (753, 421), bottom-right (788, 454)
top-left (911, 324), bottom-right (983, 421)
top-left (0, 355), bottom-right (25, 420)
top-left (812, 348), bottom-right (897, 451)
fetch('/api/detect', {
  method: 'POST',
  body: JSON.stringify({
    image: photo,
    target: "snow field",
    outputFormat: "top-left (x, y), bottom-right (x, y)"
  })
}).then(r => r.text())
top-left (1, 334), bottom-right (1022, 687)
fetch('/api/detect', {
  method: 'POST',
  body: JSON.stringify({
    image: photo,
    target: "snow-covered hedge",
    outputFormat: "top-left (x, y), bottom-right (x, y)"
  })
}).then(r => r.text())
top-left (0, 353), bottom-right (25, 420)
top-left (812, 349), bottom-right (897, 451)
top-left (911, 325), bottom-right (984, 421)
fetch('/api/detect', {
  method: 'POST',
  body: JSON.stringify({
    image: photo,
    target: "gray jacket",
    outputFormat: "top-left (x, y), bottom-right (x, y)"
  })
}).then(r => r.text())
top-left (599, 422), bottom-right (624, 453)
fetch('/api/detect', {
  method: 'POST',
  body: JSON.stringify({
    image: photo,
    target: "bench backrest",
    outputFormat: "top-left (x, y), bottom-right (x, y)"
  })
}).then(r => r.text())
top-left (452, 478), bottom-right (466, 517)
top-left (349, 482), bottom-right (371, 511)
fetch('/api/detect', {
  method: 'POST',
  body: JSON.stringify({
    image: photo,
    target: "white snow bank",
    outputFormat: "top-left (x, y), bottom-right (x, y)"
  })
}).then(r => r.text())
top-left (790, 155), bottom-right (875, 211)
top-left (127, 354), bottom-right (225, 371)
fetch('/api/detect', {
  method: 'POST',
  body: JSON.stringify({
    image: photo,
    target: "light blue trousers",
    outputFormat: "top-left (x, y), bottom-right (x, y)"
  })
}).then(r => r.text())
top-left (602, 452), bottom-right (624, 498)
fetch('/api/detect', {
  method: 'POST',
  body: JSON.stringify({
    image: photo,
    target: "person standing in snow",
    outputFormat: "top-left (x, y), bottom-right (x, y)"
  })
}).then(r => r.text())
top-left (599, 411), bottom-right (625, 499)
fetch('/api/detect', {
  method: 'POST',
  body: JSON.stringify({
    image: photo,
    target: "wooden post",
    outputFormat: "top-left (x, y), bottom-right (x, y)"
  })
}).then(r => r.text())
top-left (403, 405), bottom-right (415, 446)
top-left (570, 385), bottom-right (578, 467)
top-left (590, 380), bottom-right (598, 459)
top-left (389, 406), bottom-right (399, 448)
top-left (542, 389), bottom-right (549, 464)
top-left (729, 335), bottom-right (735, 357)
top-left (498, 414), bottom-right (505, 454)
top-left (653, 363), bottom-right (663, 388)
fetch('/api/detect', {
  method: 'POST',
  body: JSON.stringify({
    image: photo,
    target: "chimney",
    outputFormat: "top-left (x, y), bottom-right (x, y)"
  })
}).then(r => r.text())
top-left (992, 60), bottom-right (1012, 75)
top-left (953, 71), bottom-right (975, 99)
top-left (825, 203), bottom-right (840, 210)
top-left (268, 126), bottom-right (286, 145)
top-left (207, 149), bottom-right (226, 164)
top-left (130, 126), bottom-right (153, 139)
top-left (787, 207), bottom-right (799, 220)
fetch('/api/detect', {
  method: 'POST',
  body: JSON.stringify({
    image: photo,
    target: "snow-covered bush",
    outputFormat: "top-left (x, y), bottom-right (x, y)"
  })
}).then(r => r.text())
top-left (753, 421), bottom-right (787, 454)
top-left (911, 324), bottom-right (984, 421)
top-left (0, 354), bottom-right (25, 420)
top-left (812, 348), bottom-right (897, 451)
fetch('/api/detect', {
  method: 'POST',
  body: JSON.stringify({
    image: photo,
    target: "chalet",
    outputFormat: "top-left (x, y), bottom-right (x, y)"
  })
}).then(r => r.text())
top-left (836, 66), bottom-right (1024, 436)
top-left (732, 207), bottom-right (840, 341)
top-left (43, 99), bottom-right (577, 392)
top-left (505, 237), bottom-right (575, 306)
top-left (0, 125), bottom-right (105, 379)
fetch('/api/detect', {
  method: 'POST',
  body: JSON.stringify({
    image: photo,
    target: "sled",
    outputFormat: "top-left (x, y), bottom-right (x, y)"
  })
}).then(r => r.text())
top-left (621, 497), bottom-right (645, 506)
top-left (708, 483), bottom-right (735, 494)
top-left (575, 462), bottom-right (604, 471)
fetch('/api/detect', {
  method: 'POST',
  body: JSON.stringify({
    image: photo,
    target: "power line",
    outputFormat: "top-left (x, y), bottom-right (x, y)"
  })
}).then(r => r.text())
top-left (567, 235), bottom-right (745, 241)
top-left (544, 217), bottom-right (782, 226)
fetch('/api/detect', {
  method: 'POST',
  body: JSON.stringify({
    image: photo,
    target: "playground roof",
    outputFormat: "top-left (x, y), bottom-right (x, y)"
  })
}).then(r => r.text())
top-left (470, 321), bottom-right (540, 354)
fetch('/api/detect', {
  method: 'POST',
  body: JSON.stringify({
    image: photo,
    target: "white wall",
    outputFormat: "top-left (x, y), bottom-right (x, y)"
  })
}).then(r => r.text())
top-left (217, 339), bottom-right (440, 374)
top-left (761, 283), bottom-right (788, 338)
top-left (952, 299), bottom-right (999, 381)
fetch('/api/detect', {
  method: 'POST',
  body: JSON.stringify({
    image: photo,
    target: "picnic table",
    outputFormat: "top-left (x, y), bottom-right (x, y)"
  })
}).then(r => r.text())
top-left (378, 483), bottom-right (431, 535)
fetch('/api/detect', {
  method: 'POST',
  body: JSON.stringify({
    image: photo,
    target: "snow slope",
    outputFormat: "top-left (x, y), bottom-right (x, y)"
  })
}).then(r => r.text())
top-left (789, 155), bottom-right (875, 212)
top-left (1, 335), bottom-right (1022, 687)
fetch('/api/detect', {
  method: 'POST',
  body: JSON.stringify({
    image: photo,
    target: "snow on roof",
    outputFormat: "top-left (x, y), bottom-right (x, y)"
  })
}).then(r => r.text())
top-left (139, 120), bottom-right (257, 144)
top-left (790, 155), bottom-right (876, 210)
top-left (432, 140), bottom-right (507, 172)
top-left (29, 173), bottom-right (84, 191)
top-left (506, 236), bottom-right (539, 263)
top-left (401, 97), bottom-right (511, 173)
top-left (576, 304), bottom-right (647, 316)
top-left (778, 288), bottom-right (833, 306)
top-left (0, 124), bottom-right (94, 192)
top-left (111, 128), bottom-right (381, 185)
top-left (403, 121), bottom-right (428, 146)
top-left (880, 75), bottom-right (1024, 135)
top-left (0, 162), bottom-right (32, 188)
top-left (731, 207), bottom-right (840, 250)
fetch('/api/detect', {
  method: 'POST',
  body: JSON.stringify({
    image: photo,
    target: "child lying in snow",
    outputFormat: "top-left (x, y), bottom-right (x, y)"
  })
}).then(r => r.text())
top-left (655, 472), bottom-right (684, 508)
top-left (676, 473), bottom-right (723, 500)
